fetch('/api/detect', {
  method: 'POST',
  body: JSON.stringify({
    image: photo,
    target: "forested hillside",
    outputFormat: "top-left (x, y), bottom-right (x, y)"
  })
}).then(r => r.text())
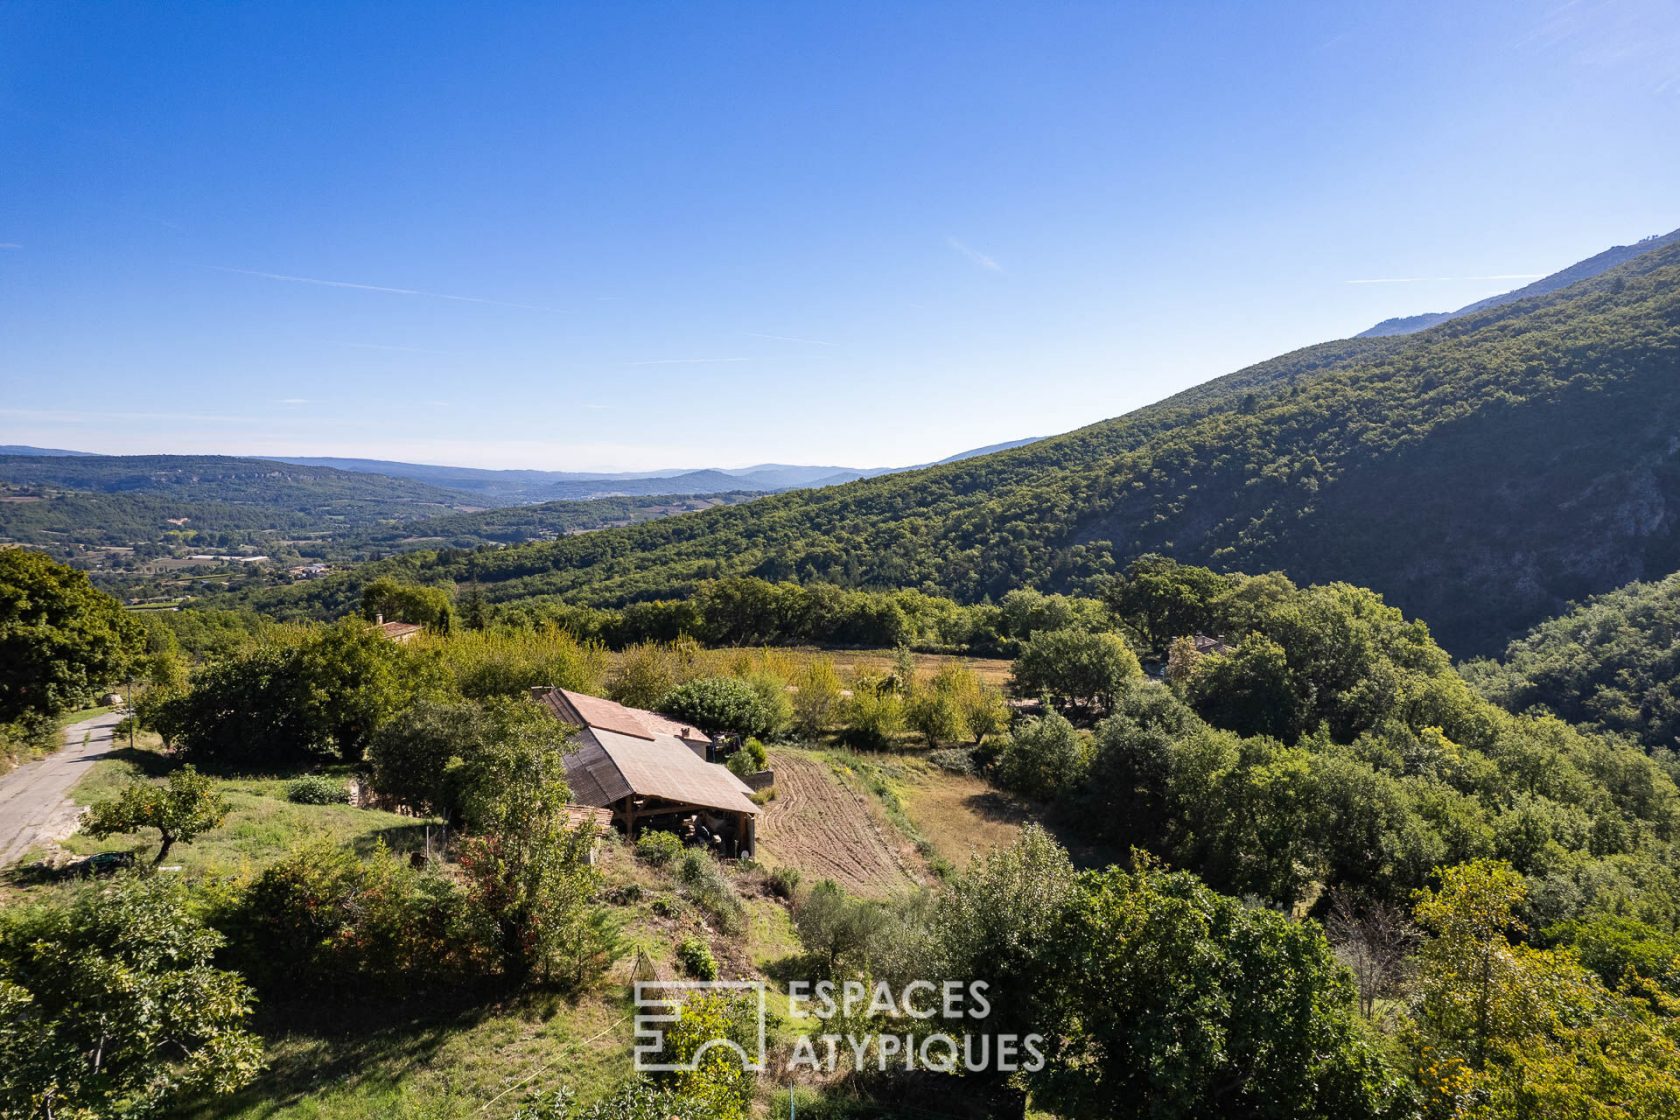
top-left (0, 455), bottom-right (472, 522)
top-left (355, 239), bottom-right (1680, 656)
top-left (1465, 572), bottom-right (1680, 753)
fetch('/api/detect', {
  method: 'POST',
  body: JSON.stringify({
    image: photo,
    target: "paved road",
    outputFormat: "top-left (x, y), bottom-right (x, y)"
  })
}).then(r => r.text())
top-left (0, 711), bottom-right (124, 866)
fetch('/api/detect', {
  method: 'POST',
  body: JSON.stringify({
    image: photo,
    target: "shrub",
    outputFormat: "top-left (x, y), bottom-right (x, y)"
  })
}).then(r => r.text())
top-left (285, 774), bottom-right (349, 805)
top-left (677, 935), bottom-right (718, 979)
top-left (742, 673), bottom-right (793, 738)
top-left (838, 679), bottom-right (904, 750)
top-left (928, 746), bottom-right (978, 775)
top-left (223, 840), bottom-right (486, 994)
top-left (606, 883), bottom-right (644, 906)
top-left (648, 989), bottom-right (760, 1119)
top-left (791, 657), bottom-right (843, 737)
top-left (636, 830), bottom-right (685, 867)
top-left (768, 865), bottom-right (802, 900)
top-left (995, 711), bottom-right (1088, 801)
top-left (676, 850), bottom-right (745, 935)
top-left (511, 1082), bottom-right (711, 1120)
top-left (725, 736), bottom-right (768, 778)
top-left (0, 874), bottom-right (263, 1115)
top-left (906, 688), bottom-right (968, 747)
top-left (0, 711), bottom-right (56, 769)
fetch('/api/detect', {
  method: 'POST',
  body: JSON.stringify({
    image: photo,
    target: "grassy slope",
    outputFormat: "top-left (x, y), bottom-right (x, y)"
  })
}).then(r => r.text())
top-left (332, 240), bottom-right (1680, 656)
top-left (20, 741), bottom-right (805, 1120)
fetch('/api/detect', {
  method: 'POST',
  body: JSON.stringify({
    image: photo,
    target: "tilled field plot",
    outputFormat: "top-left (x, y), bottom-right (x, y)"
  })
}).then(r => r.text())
top-left (759, 751), bottom-right (922, 896)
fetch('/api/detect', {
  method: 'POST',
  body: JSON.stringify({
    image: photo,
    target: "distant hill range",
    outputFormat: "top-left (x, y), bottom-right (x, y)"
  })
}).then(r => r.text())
top-left (0, 445), bottom-right (94, 457)
top-left (0, 439), bottom-right (1046, 505)
top-left (0, 437), bottom-right (1045, 562)
top-left (266, 439), bottom-right (1043, 502)
top-left (1358, 228), bottom-right (1680, 337)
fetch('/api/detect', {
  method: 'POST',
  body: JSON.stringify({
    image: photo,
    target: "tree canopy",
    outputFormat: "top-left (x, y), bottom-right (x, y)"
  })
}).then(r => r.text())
top-left (0, 548), bottom-right (141, 721)
top-left (0, 876), bottom-right (262, 1117)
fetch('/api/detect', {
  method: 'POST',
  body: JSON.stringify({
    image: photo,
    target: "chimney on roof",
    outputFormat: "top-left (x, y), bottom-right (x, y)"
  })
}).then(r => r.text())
top-left (530, 685), bottom-right (556, 701)
top-left (376, 612), bottom-right (384, 625)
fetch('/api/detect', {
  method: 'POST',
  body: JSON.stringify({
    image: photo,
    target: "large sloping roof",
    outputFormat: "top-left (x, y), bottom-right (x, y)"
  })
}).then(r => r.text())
top-left (539, 689), bottom-right (759, 817)
top-left (542, 689), bottom-right (711, 747)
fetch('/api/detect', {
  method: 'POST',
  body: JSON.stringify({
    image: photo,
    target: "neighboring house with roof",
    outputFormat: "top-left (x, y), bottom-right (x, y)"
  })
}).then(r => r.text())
top-left (532, 687), bottom-right (761, 857)
top-left (374, 614), bottom-right (423, 643)
top-left (1191, 633), bottom-right (1234, 657)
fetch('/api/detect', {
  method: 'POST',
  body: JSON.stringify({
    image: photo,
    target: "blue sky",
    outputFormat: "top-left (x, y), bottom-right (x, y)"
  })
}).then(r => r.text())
top-left (2, 1), bottom-right (1677, 471)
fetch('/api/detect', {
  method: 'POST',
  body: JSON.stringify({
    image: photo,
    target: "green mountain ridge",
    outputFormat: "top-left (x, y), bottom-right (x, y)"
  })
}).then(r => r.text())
top-left (331, 236), bottom-right (1680, 657)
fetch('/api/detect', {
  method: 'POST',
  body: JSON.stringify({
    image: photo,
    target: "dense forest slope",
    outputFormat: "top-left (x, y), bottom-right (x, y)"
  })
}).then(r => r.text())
top-left (1465, 572), bottom-right (1680, 752)
top-left (367, 237), bottom-right (1680, 657)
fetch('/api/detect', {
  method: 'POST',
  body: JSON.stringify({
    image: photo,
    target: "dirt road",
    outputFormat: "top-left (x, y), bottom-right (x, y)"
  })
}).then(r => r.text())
top-left (0, 711), bottom-right (123, 866)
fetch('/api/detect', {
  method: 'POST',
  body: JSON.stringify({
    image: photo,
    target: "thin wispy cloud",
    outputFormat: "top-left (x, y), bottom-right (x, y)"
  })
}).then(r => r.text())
top-left (341, 341), bottom-right (458, 355)
top-left (1519, 0), bottom-right (1680, 74)
top-left (0, 243), bottom-right (20, 250)
top-left (627, 357), bottom-right (755, 366)
top-left (947, 237), bottom-right (1004, 273)
top-left (1344, 273), bottom-right (1546, 285)
top-left (203, 265), bottom-right (561, 312)
top-left (276, 398), bottom-right (312, 406)
top-left (745, 332), bottom-right (837, 347)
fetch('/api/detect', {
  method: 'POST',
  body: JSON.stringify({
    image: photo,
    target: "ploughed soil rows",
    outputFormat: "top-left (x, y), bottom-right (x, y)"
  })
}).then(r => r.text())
top-left (759, 752), bottom-right (922, 896)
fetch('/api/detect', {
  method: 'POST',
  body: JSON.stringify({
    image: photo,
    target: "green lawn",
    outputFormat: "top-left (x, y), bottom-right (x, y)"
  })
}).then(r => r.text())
top-left (60, 743), bottom-right (433, 875)
top-left (186, 990), bottom-right (639, 1120)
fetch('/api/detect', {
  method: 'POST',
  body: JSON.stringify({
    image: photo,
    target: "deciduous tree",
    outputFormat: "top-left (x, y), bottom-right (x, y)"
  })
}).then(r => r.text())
top-left (0, 548), bottom-right (141, 722)
top-left (83, 766), bottom-right (230, 865)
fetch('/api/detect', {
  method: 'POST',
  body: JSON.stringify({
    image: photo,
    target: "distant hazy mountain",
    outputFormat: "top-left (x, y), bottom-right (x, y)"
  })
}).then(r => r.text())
top-left (0, 445), bottom-right (94, 457)
top-left (1358, 228), bottom-right (1680, 338)
top-left (936, 437), bottom-right (1042, 464)
top-left (267, 439), bottom-right (1041, 503)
